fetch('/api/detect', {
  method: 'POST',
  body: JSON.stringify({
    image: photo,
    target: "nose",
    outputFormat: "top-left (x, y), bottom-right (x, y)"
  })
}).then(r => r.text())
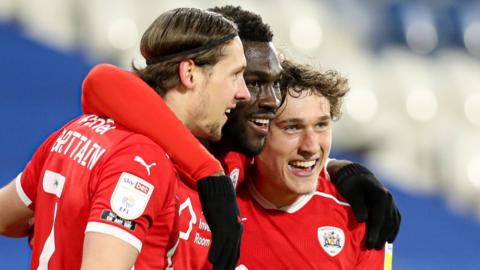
top-left (258, 84), bottom-right (281, 111)
top-left (298, 128), bottom-right (320, 158)
top-left (235, 76), bottom-right (251, 102)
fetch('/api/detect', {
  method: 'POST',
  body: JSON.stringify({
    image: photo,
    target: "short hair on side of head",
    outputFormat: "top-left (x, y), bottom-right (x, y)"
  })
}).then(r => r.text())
top-left (280, 59), bottom-right (350, 120)
top-left (134, 7), bottom-right (238, 96)
top-left (209, 5), bottom-right (273, 43)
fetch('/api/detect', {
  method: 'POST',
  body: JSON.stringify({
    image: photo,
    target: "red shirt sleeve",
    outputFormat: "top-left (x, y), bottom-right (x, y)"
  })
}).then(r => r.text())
top-left (81, 64), bottom-right (223, 185)
top-left (17, 129), bottom-right (62, 210)
top-left (86, 138), bottom-right (177, 251)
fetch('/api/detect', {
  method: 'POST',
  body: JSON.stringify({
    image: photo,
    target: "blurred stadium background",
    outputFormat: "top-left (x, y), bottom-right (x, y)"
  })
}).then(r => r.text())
top-left (1, 0), bottom-right (480, 268)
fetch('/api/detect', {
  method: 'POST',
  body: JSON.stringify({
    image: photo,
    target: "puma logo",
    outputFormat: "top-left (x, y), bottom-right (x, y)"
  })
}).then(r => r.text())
top-left (134, 155), bottom-right (156, 176)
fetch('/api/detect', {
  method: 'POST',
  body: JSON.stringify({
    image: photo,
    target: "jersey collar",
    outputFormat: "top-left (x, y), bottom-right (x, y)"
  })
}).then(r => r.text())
top-left (247, 179), bottom-right (315, 214)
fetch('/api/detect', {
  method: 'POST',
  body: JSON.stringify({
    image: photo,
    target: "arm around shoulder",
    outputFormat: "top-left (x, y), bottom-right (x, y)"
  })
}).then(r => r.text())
top-left (81, 64), bottom-right (224, 183)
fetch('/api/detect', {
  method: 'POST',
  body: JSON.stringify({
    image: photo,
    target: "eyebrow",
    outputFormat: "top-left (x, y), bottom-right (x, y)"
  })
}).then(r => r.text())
top-left (233, 64), bottom-right (247, 74)
top-left (244, 70), bottom-right (281, 81)
top-left (277, 115), bottom-right (331, 125)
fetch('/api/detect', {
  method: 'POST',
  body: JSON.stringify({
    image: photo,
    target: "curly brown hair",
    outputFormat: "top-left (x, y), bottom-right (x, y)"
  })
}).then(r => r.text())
top-left (280, 59), bottom-right (349, 120)
top-left (134, 8), bottom-right (238, 96)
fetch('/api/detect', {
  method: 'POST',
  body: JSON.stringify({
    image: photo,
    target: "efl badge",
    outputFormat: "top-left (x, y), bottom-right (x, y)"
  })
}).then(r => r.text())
top-left (318, 226), bottom-right (345, 257)
top-left (110, 172), bottom-right (154, 220)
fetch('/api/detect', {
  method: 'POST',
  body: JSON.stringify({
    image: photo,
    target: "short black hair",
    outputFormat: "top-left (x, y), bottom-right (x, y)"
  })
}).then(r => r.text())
top-left (209, 5), bottom-right (273, 42)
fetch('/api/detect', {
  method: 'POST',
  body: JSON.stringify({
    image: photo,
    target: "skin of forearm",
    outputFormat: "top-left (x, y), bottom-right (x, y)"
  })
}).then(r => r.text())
top-left (0, 217), bottom-right (33, 237)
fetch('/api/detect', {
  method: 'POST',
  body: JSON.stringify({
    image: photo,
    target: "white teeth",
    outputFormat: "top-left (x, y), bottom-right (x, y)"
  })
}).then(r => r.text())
top-left (226, 109), bottom-right (231, 114)
top-left (290, 160), bottom-right (316, 168)
top-left (251, 118), bottom-right (270, 125)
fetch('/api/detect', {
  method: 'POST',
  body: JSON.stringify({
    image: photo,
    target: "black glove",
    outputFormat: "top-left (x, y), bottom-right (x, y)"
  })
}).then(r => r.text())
top-left (197, 175), bottom-right (243, 270)
top-left (332, 163), bottom-right (401, 250)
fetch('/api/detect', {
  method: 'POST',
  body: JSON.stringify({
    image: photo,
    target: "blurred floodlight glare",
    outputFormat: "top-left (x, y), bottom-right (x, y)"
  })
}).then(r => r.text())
top-left (107, 17), bottom-right (139, 50)
top-left (406, 89), bottom-right (438, 122)
top-left (0, 0), bottom-right (14, 21)
top-left (405, 19), bottom-right (438, 54)
top-left (464, 22), bottom-right (480, 57)
top-left (464, 92), bottom-right (480, 127)
top-left (289, 17), bottom-right (322, 51)
top-left (345, 88), bottom-right (378, 122)
top-left (467, 156), bottom-right (480, 189)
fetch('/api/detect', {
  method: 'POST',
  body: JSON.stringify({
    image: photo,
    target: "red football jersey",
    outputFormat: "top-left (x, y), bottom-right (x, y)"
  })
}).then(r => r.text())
top-left (16, 114), bottom-right (178, 269)
top-left (235, 176), bottom-right (389, 270)
top-left (171, 174), bottom-right (212, 270)
top-left (167, 153), bottom-right (251, 270)
top-left (77, 65), bottom-right (387, 269)
top-left (167, 156), bottom-right (354, 270)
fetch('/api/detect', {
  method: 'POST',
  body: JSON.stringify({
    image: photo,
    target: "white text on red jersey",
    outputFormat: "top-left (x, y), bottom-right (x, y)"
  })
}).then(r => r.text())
top-left (50, 128), bottom-right (106, 170)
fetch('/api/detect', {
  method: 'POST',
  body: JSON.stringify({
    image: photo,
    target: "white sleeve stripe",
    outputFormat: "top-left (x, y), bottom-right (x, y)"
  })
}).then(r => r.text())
top-left (314, 191), bottom-right (350, 207)
top-left (85, 221), bottom-right (143, 252)
top-left (15, 172), bottom-right (32, 206)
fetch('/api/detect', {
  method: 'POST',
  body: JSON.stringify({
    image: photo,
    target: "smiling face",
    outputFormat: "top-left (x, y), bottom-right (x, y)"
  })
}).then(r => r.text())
top-left (254, 90), bottom-right (332, 207)
top-left (220, 41), bottom-right (283, 156)
top-left (189, 37), bottom-right (250, 141)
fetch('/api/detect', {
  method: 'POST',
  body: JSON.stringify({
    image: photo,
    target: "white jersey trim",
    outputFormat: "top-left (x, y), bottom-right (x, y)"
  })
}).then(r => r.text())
top-left (313, 192), bottom-right (350, 207)
top-left (85, 221), bottom-right (142, 252)
top-left (247, 180), bottom-right (315, 214)
top-left (15, 172), bottom-right (32, 206)
top-left (247, 180), bottom-right (350, 213)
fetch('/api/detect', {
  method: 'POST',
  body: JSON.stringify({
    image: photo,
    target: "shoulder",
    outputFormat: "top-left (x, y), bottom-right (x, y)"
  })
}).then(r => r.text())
top-left (224, 152), bottom-right (253, 189)
top-left (313, 174), bottom-right (349, 207)
top-left (312, 190), bottom-right (350, 208)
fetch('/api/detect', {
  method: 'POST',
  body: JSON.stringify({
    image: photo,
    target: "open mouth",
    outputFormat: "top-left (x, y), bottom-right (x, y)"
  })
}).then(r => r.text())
top-left (288, 159), bottom-right (319, 176)
top-left (250, 118), bottom-right (270, 127)
top-left (225, 108), bottom-right (233, 117)
top-left (248, 118), bottom-right (271, 135)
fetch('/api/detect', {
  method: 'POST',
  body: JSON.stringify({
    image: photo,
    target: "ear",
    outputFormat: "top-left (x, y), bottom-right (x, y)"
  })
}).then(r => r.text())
top-left (178, 59), bottom-right (196, 89)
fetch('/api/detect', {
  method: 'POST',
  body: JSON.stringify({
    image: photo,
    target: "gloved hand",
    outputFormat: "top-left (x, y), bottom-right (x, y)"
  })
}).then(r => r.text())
top-left (332, 163), bottom-right (401, 250)
top-left (197, 175), bottom-right (243, 270)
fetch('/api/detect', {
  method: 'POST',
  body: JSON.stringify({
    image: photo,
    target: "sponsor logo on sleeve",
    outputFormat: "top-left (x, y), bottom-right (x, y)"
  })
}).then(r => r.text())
top-left (101, 209), bottom-right (137, 231)
top-left (135, 181), bottom-right (150, 194)
top-left (134, 155), bottom-right (157, 176)
top-left (110, 172), bottom-right (154, 220)
top-left (318, 226), bottom-right (345, 257)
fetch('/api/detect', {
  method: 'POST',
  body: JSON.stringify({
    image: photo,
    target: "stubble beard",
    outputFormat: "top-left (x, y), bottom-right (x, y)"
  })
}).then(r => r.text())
top-left (206, 122), bottom-right (222, 142)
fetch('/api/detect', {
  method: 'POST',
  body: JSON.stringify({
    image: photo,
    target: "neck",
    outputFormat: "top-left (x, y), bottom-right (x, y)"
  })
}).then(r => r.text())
top-left (164, 89), bottom-right (216, 155)
top-left (209, 137), bottom-right (235, 160)
top-left (250, 166), bottom-right (300, 209)
top-left (163, 87), bottom-right (194, 130)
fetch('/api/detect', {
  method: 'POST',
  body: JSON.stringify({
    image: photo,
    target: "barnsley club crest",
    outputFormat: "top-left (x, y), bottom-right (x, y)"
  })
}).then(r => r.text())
top-left (230, 168), bottom-right (240, 188)
top-left (318, 226), bottom-right (345, 257)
